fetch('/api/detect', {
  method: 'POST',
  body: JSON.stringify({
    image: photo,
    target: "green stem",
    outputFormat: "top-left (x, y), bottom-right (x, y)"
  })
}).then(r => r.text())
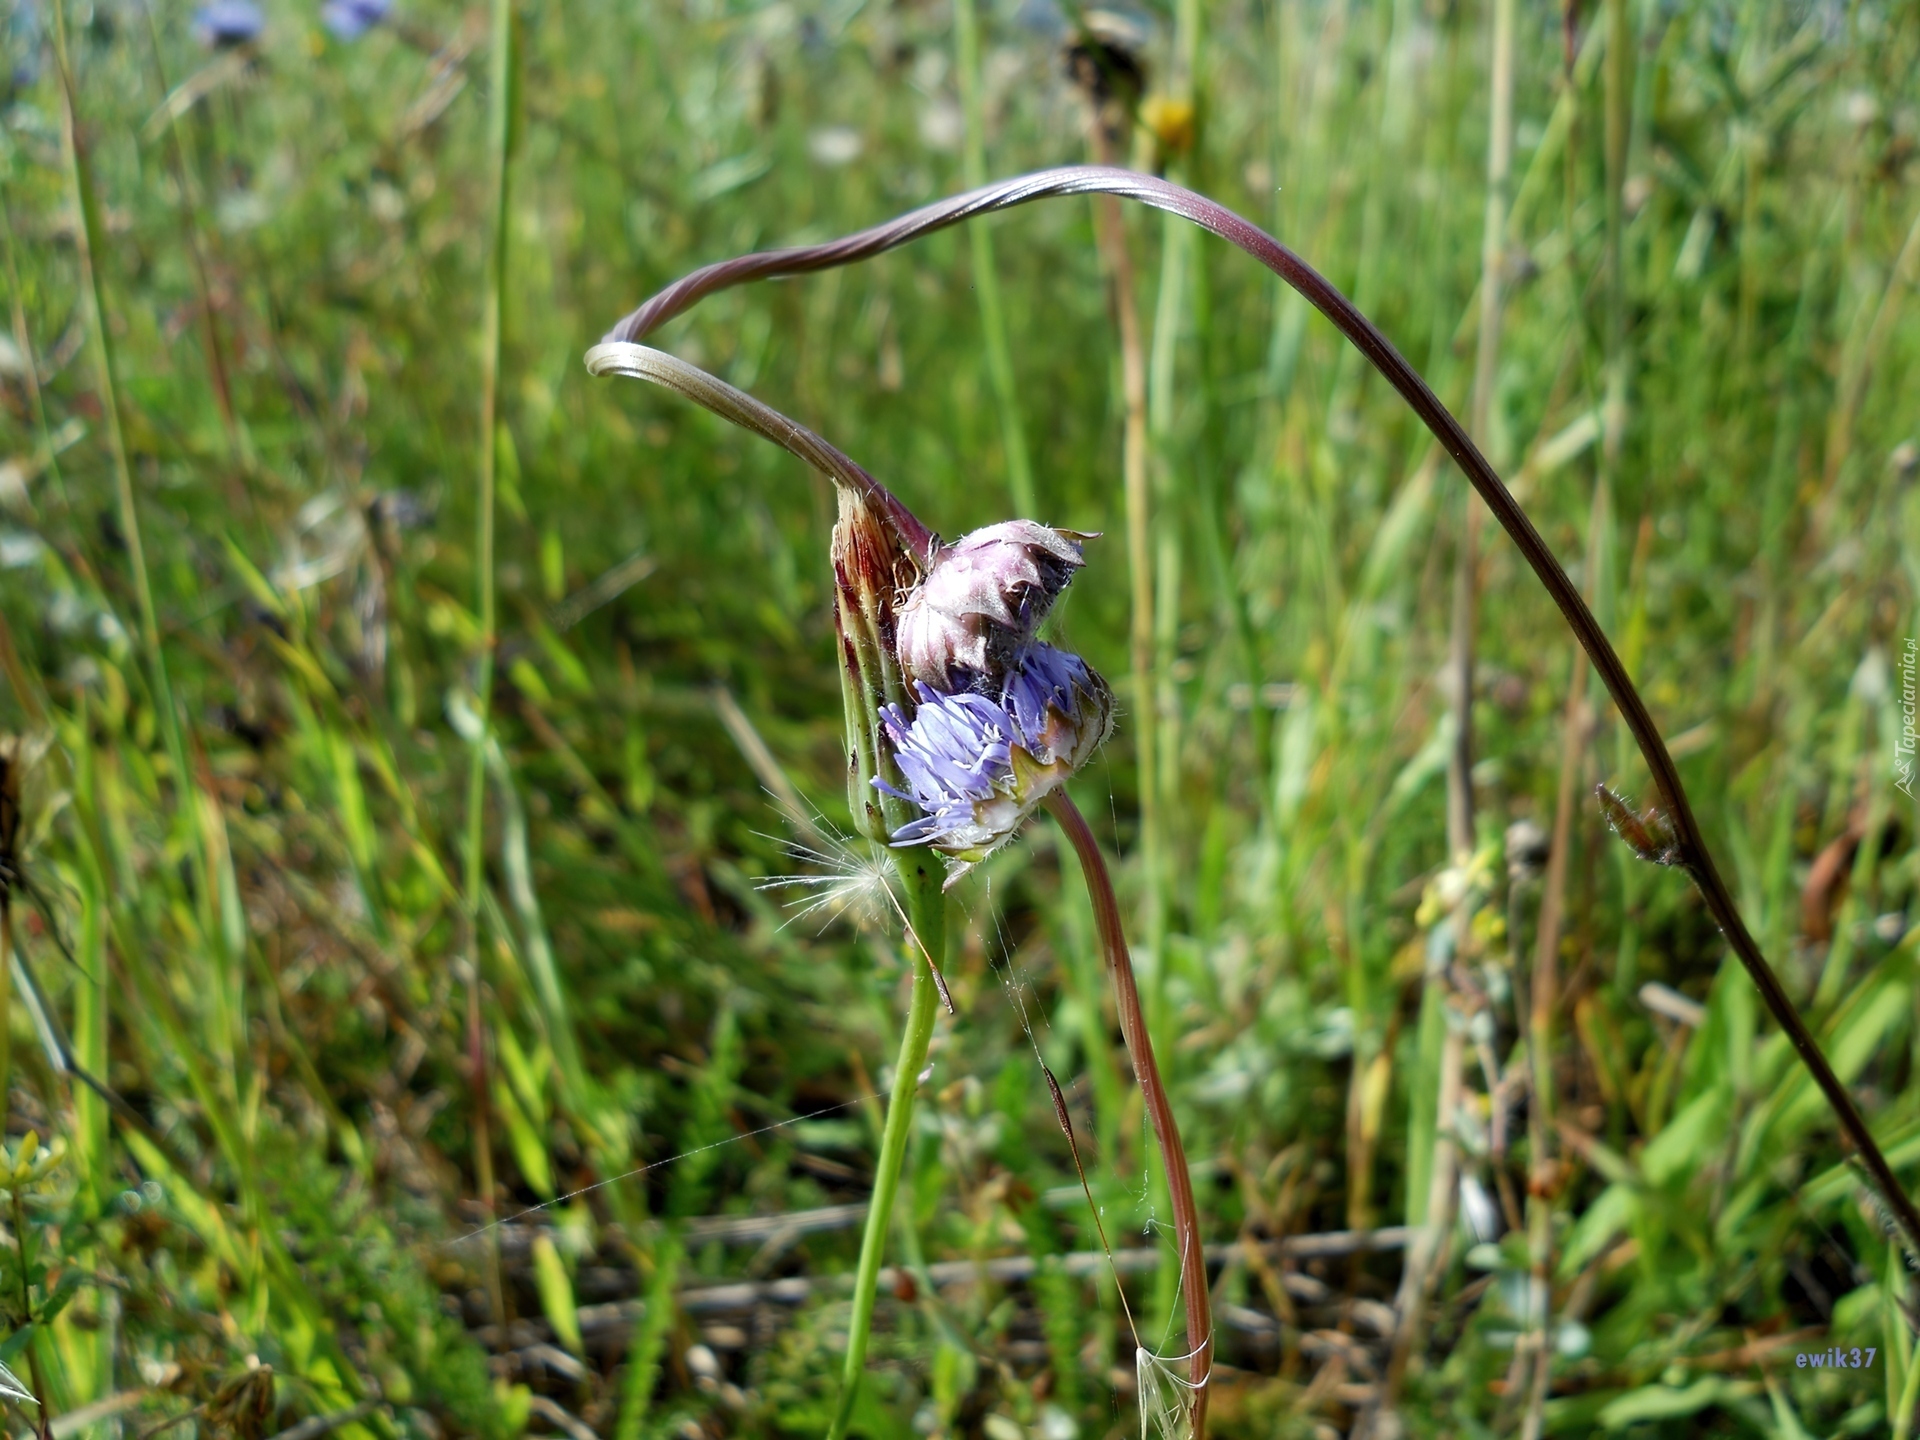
top-left (615, 1227), bottom-right (682, 1440)
top-left (11, 1190), bottom-right (51, 1440)
top-left (0, 189), bottom-right (68, 513)
top-left (0, 906), bottom-right (11, 1137)
top-left (461, 0), bottom-right (515, 1326)
top-left (828, 857), bottom-right (944, 1440)
top-left (48, 0), bottom-right (186, 795)
top-left (137, 3), bottom-right (254, 476)
top-left (953, 0), bottom-right (1035, 517)
top-left (464, 0), bottom-right (514, 899)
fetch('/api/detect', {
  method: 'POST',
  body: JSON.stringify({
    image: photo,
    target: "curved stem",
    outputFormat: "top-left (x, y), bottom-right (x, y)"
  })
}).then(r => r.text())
top-left (584, 342), bottom-right (936, 564)
top-left (591, 163), bottom-right (1920, 1258)
top-left (828, 857), bottom-right (945, 1440)
top-left (1044, 790), bottom-right (1211, 1436)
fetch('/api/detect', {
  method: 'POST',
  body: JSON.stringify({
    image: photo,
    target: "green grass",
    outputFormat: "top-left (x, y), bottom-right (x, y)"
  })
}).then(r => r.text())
top-left (0, 0), bottom-right (1916, 1435)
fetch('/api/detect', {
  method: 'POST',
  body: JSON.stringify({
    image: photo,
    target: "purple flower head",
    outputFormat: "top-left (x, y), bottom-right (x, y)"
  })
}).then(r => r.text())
top-left (1002, 642), bottom-right (1112, 769)
top-left (875, 643), bottom-right (1113, 867)
top-left (896, 521), bottom-right (1091, 691)
top-left (875, 687), bottom-right (1019, 855)
top-left (321, 0), bottom-right (389, 39)
top-left (194, 0), bottom-right (263, 46)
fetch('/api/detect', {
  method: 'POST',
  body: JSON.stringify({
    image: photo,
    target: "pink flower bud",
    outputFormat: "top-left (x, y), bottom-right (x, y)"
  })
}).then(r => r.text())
top-left (895, 522), bottom-right (1091, 691)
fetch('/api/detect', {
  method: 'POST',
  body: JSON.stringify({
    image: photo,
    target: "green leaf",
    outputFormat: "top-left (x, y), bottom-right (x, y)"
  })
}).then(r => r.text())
top-left (38, 1271), bottom-right (86, 1326)
top-left (0, 1324), bottom-right (36, 1367)
top-left (530, 1233), bottom-right (582, 1356)
top-left (1599, 1378), bottom-right (1725, 1428)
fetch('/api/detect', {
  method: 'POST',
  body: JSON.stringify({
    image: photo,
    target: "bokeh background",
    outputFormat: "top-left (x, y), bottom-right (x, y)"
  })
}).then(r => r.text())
top-left (0, 0), bottom-right (1917, 1433)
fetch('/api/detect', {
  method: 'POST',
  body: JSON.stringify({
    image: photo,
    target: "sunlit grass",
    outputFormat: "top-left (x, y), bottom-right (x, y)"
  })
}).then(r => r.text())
top-left (0, 0), bottom-right (1914, 1434)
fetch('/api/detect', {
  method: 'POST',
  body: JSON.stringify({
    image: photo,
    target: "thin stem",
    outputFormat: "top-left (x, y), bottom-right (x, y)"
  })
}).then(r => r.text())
top-left (137, 5), bottom-right (254, 476)
top-left (1384, 0), bottom-right (1515, 1405)
top-left (614, 1227), bottom-right (682, 1440)
top-left (1045, 790), bottom-right (1211, 1437)
top-left (462, 0), bottom-right (515, 1323)
top-left (465, 973), bottom-right (503, 1326)
top-left (0, 903), bottom-right (10, 1136)
top-left (828, 857), bottom-right (944, 1440)
top-left (1519, 9), bottom-right (1633, 1429)
top-left (1523, 656), bottom-right (1588, 1440)
top-left (11, 1190), bottom-right (51, 1440)
top-left (0, 191), bottom-right (68, 512)
top-left (1082, 160), bottom-right (1162, 971)
top-left (583, 344), bottom-right (935, 563)
top-left (953, 0), bottom-right (1036, 516)
top-left (48, 0), bottom-right (187, 794)
top-left (591, 163), bottom-right (1920, 1258)
top-left (1448, 0), bottom-right (1516, 861)
top-left (1820, 197), bottom-right (1920, 498)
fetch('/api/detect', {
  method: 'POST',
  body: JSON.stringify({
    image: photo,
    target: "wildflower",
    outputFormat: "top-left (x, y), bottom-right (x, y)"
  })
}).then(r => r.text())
top-left (321, 0), bottom-right (390, 40)
top-left (895, 521), bottom-right (1089, 691)
top-left (193, 0), bottom-right (263, 46)
top-left (876, 642), bottom-right (1112, 864)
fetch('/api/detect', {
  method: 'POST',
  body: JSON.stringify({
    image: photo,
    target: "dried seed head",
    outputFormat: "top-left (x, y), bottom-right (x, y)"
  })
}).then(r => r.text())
top-left (895, 521), bottom-right (1091, 692)
top-left (1595, 784), bottom-right (1682, 867)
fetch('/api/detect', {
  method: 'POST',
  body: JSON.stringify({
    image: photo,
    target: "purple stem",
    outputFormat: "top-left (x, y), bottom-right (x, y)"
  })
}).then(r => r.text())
top-left (597, 164), bottom-right (1920, 1259)
top-left (1045, 790), bottom-right (1211, 1434)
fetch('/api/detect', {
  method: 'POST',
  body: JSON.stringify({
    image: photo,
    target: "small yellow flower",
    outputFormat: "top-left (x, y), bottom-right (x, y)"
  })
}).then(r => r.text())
top-left (1, 1131), bottom-right (67, 1191)
top-left (1141, 95), bottom-right (1196, 155)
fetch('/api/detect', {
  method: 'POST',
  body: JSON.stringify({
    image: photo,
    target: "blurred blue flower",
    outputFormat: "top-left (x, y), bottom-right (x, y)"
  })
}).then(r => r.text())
top-left (194, 0), bottom-right (263, 46)
top-left (321, 0), bottom-right (389, 39)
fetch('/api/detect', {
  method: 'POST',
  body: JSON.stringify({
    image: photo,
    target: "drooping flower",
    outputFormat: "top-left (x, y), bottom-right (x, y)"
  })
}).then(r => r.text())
top-left (876, 642), bottom-right (1113, 865)
top-left (895, 521), bottom-right (1089, 691)
top-left (194, 0), bottom-right (263, 46)
top-left (321, 0), bottom-right (390, 40)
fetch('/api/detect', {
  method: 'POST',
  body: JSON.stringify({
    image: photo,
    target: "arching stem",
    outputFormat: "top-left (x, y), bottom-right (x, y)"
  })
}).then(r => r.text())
top-left (592, 163), bottom-right (1920, 1261)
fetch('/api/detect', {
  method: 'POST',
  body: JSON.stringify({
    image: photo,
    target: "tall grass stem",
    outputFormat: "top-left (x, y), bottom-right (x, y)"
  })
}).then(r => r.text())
top-left (0, 192), bottom-right (68, 512)
top-left (462, 0), bottom-right (517, 1321)
top-left (1385, 0), bottom-right (1516, 1404)
top-left (48, 0), bottom-right (186, 791)
top-left (953, 0), bottom-right (1036, 516)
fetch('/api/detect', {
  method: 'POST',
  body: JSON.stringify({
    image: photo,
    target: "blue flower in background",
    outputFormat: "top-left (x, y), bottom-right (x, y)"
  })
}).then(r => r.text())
top-left (194, 0), bottom-right (263, 46)
top-left (322, 0), bottom-right (389, 40)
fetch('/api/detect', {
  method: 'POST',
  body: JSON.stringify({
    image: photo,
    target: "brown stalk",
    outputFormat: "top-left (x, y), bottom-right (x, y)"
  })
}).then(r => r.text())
top-left (136, 11), bottom-right (249, 476)
top-left (591, 160), bottom-right (1920, 1297)
top-left (1044, 790), bottom-right (1211, 1434)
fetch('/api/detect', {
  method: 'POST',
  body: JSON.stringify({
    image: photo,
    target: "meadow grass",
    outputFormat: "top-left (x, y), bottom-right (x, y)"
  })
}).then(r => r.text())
top-left (0, 0), bottom-right (1916, 1435)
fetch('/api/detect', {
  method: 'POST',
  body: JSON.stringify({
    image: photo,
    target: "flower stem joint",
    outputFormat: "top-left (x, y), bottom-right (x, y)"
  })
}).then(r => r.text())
top-left (857, 520), bottom-right (1113, 879)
